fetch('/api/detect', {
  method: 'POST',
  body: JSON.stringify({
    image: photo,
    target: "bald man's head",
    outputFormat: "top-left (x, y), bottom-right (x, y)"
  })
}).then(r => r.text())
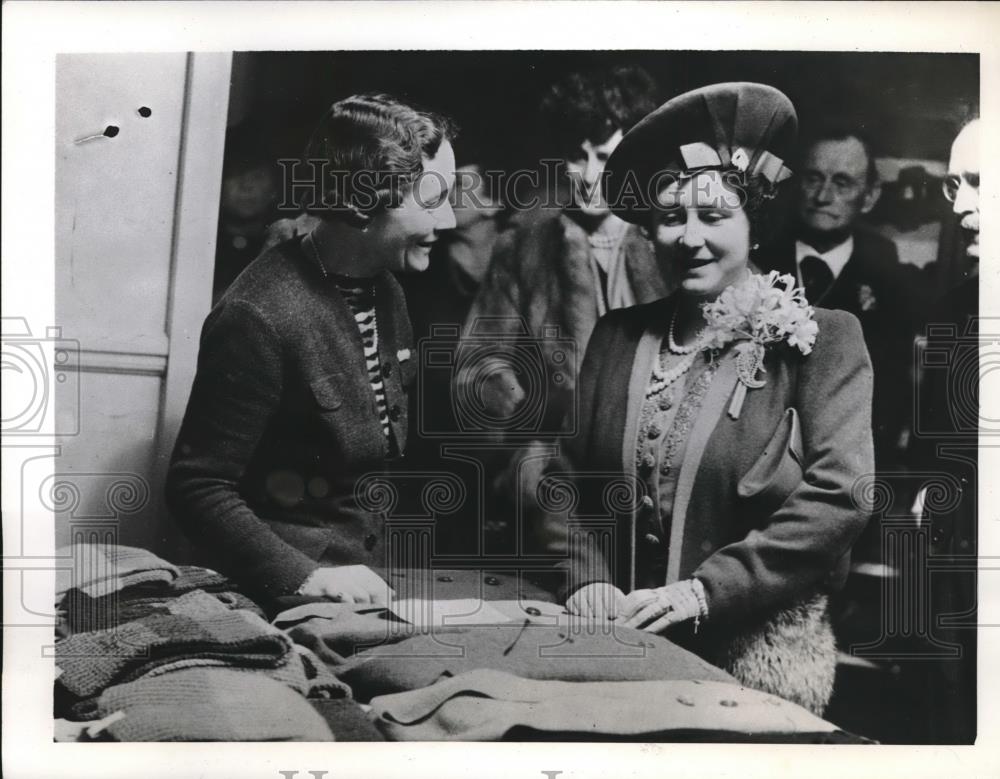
top-left (946, 119), bottom-right (980, 260)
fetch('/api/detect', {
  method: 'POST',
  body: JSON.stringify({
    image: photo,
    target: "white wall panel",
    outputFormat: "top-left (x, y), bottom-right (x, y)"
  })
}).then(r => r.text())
top-left (56, 53), bottom-right (188, 346)
top-left (54, 53), bottom-right (231, 557)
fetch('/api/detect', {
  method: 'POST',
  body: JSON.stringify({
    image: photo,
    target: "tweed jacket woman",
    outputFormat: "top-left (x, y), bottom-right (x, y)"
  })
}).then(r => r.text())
top-left (545, 294), bottom-right (874, 710)
top-left (166, 233), bottom-right (415, 600)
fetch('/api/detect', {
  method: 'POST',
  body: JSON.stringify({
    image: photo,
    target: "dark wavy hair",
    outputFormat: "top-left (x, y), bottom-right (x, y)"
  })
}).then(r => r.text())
top-left (302, 94), bottom-right (457, 225)
top-left (539, 65), bottom-right (660, 157)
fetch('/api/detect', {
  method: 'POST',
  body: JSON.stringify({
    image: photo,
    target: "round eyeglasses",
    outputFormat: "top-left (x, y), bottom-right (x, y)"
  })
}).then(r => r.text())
top-left (942, 173), bottom-right (979, 203)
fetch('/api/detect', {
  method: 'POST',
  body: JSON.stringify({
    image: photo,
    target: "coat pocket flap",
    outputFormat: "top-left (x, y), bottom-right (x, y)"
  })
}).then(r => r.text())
top-left (737, 408), bottom-right (804, 500)
top-left (309, 373), bottom-right (344, 410)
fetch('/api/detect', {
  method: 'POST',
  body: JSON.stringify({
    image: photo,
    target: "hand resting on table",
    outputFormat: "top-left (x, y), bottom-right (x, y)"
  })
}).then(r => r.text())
top-left (297, 565), bottom-right (395, 605)
top-left (565, 582), bottom-right (627, 621)
top-left (620, 580), bottom-right (707, 633)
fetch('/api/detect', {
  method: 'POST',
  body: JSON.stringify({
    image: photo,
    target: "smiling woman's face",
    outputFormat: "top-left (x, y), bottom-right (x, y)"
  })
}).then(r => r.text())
top-left (652, 170), bottom-right (752, 299)
top-left (368, 140), bottom-right (458, 273)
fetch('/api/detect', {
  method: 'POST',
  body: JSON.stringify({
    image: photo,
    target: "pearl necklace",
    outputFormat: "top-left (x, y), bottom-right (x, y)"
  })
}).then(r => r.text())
top-left (647, 348), bottom-right (702, 397)
top-left (667, 308), bottom-right (704, 355)
top-left (649, 310), bottom-right (707, 396)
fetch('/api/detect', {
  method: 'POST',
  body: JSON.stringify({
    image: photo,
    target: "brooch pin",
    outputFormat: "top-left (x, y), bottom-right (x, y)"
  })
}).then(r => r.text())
top-left (858, 284), bottom-right (877, 312)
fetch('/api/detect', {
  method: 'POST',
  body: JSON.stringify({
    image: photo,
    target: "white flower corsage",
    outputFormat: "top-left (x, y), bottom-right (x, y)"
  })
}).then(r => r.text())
top-left (700, 271), bottom-right (819, 419)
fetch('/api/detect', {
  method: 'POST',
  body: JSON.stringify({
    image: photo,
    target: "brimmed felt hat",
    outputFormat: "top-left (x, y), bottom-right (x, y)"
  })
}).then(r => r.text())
top-left (603, 82), bottom-right (798, 224)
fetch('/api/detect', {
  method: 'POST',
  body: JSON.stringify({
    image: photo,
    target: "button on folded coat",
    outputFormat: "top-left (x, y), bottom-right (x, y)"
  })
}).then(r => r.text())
top-left (368, 668), bottom-right (838, 741)
top-left (335, 623), bottom-right (734, 702)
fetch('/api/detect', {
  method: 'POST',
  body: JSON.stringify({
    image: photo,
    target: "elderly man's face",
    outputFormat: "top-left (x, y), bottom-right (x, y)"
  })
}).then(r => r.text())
top-left (946, 119), bottom-right (980, 260)
top-left (796, 137), bottom-right (879, 238)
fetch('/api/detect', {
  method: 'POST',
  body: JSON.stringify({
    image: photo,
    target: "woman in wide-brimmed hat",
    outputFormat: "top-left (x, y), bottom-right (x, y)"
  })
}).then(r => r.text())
top-left (544, 83), bottom-right (874, 714)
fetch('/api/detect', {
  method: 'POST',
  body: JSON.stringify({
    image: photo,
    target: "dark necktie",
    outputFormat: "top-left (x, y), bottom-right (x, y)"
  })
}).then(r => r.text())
top-left (800, 255), bottom-right (834, 303)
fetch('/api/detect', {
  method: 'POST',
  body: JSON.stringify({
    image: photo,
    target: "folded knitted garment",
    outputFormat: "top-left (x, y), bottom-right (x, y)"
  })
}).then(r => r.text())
top-left (61, 587), bottom-right (264, 634)
top-left (172, 565), bottom-right (234, 593)
top-left (131, 643), bottom-right (350, 700)
top-left (79, 668), bottom-right (335, 741)
top-left (56, 590), bottom-right (294, 697)
top-left (370, 668), bottom-right (839, 741)
top-left (56, 543), bottom-right (179, 599)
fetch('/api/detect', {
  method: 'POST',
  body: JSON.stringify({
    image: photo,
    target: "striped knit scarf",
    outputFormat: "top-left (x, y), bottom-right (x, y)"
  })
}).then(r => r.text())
top-left (332, 275), bottom-right (391, 442)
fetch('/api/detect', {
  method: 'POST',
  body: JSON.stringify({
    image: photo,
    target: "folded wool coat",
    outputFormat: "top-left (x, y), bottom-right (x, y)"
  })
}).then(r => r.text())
top-left (77, 668), bottom-right (335, 741)
top-left (369, 668), bottom-right (838, 741)
top-left (280, 606), bottom-right (421, 666)
top-left (335, 623), bottom-right (734, 703)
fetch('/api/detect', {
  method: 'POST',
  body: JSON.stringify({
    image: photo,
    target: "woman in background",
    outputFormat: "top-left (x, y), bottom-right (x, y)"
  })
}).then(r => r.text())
top-left (167, 94), bottom-right (457, 605)
top-left (546, 83), bottom-right (874, 714)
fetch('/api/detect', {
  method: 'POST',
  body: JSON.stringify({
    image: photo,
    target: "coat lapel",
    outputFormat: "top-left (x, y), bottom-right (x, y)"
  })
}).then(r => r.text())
top-left (301, 232), bottom-right (394, 454)
top-left (374, 272), bottom-right (408, 451)
top-left (615, 300), bottom-right (674, 590)
top-left (301, 232), bottom-right (371, 379)
top-left (665, 347), bottom-right (740, 584)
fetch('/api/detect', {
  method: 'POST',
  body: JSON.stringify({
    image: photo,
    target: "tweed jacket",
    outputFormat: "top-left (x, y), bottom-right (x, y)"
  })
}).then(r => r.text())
top-left (547, 296), bottom-right (874, 626)
top-left (762, 227), bottom-right (925, 467)
top-left (456, 211), bottom-right (673, 432)
top-left (166, 233), bottom-right (415, 599)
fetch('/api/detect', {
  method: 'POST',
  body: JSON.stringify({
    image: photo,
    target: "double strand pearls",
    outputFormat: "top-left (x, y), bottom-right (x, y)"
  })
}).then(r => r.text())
top-left (647, 309), bottom-right (706, 396)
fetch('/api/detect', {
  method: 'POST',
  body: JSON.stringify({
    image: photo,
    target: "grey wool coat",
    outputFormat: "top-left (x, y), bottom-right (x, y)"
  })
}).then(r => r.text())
top-left (538, 297), bottom-right (875, 712)
top-left (166, 233), bottom-right (415, 599)
top-left (547, 298), bottom-right (875, 621)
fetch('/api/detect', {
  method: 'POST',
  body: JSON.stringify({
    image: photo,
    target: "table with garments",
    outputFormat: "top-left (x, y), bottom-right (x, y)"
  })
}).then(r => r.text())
top-left (53, 544), bottom-right (870, 743)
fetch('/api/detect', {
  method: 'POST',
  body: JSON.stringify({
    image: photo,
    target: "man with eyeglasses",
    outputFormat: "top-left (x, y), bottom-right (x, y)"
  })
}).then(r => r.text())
top-left (906, 116), bottom-right (979, 744)
top-left (942, 118), bottom-right (980, 268)
top-left (763, 125), bottom-right (917, 474)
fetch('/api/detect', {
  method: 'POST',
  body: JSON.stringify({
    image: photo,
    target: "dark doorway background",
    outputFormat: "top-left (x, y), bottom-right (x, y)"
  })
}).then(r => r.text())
top-left (219, 50), bottom-right (978, 298)
top-left (227, 50), bottom-right (978, 167)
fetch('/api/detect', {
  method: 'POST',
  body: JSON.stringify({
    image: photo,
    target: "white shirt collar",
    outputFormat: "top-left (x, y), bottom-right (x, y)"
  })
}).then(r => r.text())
top-left (795, 235), bottom-right (854, 280)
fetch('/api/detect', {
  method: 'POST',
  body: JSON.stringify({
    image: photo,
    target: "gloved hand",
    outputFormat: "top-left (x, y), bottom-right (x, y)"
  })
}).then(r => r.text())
top-left (565, 582), bottom-right (628, 621)
top-left (620, 579), bottom-right (708, 633)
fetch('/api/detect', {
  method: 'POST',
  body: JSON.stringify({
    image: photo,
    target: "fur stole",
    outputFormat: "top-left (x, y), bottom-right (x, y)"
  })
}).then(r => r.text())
top-left (701, 593), bottom-right (837, 716)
